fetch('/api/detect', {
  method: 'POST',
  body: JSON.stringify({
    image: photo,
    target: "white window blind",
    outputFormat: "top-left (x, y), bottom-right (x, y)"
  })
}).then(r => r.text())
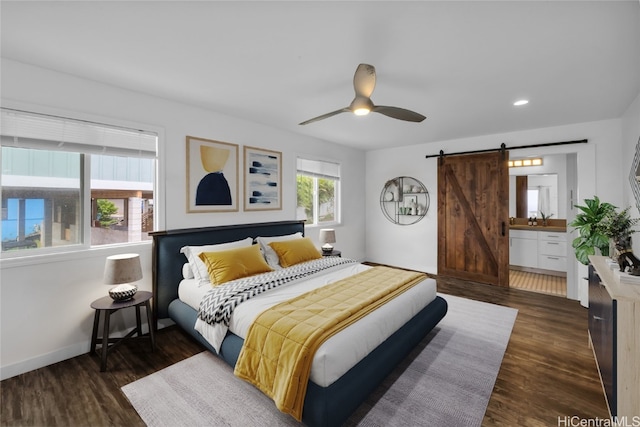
top-left (1, 108), bottom-right (157, 158)
top-left (296, 158), bottom-right (340, 180)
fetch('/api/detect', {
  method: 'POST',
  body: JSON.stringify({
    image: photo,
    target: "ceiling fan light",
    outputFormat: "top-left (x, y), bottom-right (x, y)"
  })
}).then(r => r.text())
top-left (354, 108), bottom-right (370, 116)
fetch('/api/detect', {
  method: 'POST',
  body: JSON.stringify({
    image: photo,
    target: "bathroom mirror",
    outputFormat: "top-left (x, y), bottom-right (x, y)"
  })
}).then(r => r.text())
top-left (629, 136), bottom-right (640, 213)
top-left (509, 173), bottom-right (559, 218)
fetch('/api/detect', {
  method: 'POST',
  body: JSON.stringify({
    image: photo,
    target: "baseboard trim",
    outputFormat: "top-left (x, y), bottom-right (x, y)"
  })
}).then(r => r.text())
top-left (1, 321), bottom-right (173, 381)
top-left (1, 341), bottom-right (89, 381)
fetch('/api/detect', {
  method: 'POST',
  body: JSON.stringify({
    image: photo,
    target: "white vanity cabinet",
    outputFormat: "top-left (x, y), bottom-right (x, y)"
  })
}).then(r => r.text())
top-left (537, 231), bottom-right (567, 271)
top-left (509, 230), bottom-right (538, 269)
top-left (509, 229), bottom-right (567, 273)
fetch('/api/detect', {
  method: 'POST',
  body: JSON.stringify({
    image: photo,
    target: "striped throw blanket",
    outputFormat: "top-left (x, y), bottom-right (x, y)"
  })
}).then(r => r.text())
top-left (196, 257), bottom-right (357, 352)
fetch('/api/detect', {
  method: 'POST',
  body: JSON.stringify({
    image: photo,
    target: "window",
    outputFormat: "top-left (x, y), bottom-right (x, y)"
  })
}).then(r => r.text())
top-left (527, 188), bottom-right (539, 218)
top-left (296, 158), bottom-right (340, 225)
top-left (1, 109), bottom-right (157, 255)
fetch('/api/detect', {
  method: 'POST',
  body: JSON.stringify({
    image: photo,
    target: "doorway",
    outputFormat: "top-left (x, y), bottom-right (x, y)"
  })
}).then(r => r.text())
top-left (509, 269), bottom-right (567, 297)
top-left (433, 143), bottom-right (591, 303)
top-left (507, 152), bottom-right (575, 298)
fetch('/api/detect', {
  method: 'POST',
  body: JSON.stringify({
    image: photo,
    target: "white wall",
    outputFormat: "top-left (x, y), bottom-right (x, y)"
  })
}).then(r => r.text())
top-left (0, 59), bottom-right (366, 379)
top-left (366, 118), bottom-right (624, 302)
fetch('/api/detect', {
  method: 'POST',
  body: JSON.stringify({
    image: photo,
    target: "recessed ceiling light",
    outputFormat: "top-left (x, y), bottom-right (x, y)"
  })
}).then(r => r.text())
top-left (513, 99), bottom-right (529, 106)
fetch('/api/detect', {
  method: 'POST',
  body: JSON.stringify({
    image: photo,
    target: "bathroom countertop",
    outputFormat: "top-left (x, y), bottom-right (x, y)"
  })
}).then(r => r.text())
top-left (509, 225), bottom-right (567, 232)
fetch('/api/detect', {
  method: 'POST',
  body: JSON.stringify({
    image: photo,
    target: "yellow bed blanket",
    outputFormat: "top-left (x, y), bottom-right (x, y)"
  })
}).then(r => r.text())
top-left (233, 265), bottom-right (426, 421)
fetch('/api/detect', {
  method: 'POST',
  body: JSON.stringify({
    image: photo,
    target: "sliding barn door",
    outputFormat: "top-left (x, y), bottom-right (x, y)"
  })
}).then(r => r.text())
top-left (437, 151), bottom-right (509, 287)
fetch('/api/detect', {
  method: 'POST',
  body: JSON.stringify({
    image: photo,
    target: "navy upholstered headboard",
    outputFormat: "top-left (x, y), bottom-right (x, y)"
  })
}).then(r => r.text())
top-left (150, 220), bottom-right (305, 327)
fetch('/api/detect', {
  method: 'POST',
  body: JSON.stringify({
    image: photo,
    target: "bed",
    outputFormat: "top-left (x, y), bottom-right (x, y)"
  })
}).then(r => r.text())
top-left (151, 220), bottom-right (448, 427)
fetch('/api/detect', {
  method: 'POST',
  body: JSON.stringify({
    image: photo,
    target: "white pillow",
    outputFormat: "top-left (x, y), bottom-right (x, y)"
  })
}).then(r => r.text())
top-left (182, 263), bottom-right (194, 280)
top-left (180, 237), bottom-right (253, 286)
top-left (255, 232), bottom-right (303, 268)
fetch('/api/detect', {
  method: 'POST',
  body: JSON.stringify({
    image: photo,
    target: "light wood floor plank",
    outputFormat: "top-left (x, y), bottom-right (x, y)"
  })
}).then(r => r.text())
top-left (510, 269), bottom-right (567, 297)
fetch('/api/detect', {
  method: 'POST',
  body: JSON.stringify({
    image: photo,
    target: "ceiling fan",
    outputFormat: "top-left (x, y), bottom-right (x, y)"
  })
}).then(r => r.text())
top-left (299, 63), bottom-right (426, 126)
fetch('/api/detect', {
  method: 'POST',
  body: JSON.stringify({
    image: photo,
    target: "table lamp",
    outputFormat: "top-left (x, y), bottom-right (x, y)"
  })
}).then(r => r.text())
top-left (319, 228), bottom-right (336, 254)
top-left (103, 253), bottom-right (142, 301)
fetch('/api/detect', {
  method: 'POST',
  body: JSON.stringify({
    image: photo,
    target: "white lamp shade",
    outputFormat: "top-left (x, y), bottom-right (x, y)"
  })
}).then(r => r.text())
top-left (103, 253), bottom-right (143, 285)
top-left (319, 229), bottom-right (336, 245)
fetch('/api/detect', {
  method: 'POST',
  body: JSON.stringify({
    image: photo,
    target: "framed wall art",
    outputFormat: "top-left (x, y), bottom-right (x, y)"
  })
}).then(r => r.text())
top-left (186, 136), bottom-right (238, 213)
top-left (243, 146), bottom-right (282, 211)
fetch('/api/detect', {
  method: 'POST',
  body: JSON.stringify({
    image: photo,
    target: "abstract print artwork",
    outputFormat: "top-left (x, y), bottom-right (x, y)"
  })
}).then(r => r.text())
top-left (186, 136), bottom-right (238, 213)
top-left (244, 146), bottom-right (282, 211)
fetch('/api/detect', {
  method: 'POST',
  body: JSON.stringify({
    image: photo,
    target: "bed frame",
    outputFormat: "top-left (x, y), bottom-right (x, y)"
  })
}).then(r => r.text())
top-left (151, 220), bottom-right (448, 427)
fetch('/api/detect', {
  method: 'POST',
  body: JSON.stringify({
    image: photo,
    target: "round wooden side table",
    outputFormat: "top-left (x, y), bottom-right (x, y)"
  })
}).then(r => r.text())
top-left (90, 290), bottom-right (156, 372)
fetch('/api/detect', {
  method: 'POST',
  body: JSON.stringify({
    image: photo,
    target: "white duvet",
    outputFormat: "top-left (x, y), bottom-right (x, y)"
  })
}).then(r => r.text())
top-left (180, 262), bottom-right (437, 387)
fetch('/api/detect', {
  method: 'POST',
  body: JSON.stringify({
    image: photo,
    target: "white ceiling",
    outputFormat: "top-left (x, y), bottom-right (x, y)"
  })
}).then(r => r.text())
top-left (2, 1), bottom-right (639, 151)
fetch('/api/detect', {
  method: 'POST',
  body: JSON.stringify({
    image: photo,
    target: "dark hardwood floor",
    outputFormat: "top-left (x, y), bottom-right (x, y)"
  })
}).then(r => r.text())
top-left (1, 275), bottom-right (609, 426)
top-left (433, 275), bottom-right (609, 426)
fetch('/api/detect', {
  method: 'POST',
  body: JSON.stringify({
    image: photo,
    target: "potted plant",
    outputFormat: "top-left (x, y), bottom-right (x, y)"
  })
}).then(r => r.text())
top-left (540, 212), bottom-right (553, 226)
top-left (601, 206), bottom-right (639, 252)
top-left (569, 196), bottom-right (616, 265)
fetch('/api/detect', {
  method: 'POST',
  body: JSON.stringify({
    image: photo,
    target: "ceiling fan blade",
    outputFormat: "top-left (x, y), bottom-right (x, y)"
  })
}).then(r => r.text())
top-left (353, 64), bottom-right (376, 98)
top-left (372, 105), bottom-right (426, 122)
top-left (299, 108), bottom-right (350, 125)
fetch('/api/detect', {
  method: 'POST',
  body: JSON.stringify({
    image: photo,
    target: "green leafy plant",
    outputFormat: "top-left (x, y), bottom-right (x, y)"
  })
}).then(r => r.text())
top-left (569, 196), bottom-right (616, 265)
top-left (96, 199), bottom-right (119, 228)
top-left (601, 206), bottom-right (639, 241)
top-left (540, 212), bottom-right (553, 221)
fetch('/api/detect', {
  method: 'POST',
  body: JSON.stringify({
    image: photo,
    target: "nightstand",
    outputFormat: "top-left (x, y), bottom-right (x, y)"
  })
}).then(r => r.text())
top-left (322, 250), bottom-right (342, 257)
top-left (90, 290), bottom-right (156, 372)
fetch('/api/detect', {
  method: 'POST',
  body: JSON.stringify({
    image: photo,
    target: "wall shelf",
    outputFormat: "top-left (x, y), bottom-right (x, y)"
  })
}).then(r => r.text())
top-left (380, 176), bottom-right (429, 225)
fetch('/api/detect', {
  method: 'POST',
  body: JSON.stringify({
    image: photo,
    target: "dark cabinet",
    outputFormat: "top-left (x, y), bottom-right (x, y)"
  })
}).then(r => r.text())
top-left (588, 265), bottom-right (617, 416)
top-left (588, 256), bottom-right (640, 418)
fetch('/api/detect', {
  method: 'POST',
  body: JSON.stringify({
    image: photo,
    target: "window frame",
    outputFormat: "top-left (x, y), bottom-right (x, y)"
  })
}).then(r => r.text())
top-left (296, 157), bottom-right (341, 227)
top-left (0, 103), bottom-right (164, 265)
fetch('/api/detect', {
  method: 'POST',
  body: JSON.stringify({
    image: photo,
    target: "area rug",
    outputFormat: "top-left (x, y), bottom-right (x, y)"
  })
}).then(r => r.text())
top-left (122, 294), bottom-right (517, 426)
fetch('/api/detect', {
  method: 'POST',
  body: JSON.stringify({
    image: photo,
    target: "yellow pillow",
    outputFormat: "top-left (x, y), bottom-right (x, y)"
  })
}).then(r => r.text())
top-left (198, 244), bottom-right (273, 285)
top-left (268, 237), bottom-right (322, 268)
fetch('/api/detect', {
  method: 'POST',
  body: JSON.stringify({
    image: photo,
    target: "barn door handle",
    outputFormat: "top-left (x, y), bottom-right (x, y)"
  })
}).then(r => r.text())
top-left (502, 221), bottom-right (506, 236)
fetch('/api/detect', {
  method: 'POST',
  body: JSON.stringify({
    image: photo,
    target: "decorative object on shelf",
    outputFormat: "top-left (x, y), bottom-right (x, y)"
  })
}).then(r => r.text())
top-left (243, 145), bottom-right (282, 211)
top-left (380, 176), bottom-right (429, 225)
top-left (383, 179), bottom-right (402, 202)
top-left (319, 228), bottom-right (336, 254)
top-left (602, 205), bottom-right (640, 267)
top-left (540, 212), bottom-right (553, 226)
top-left (103, 253), bottom-right (143, 301)
top-left (614, 242), bottom-right (640, 276)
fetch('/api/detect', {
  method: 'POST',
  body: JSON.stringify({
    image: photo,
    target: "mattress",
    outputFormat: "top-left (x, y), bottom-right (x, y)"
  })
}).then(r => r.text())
top-left (180, 262), bottom-right (437, 387)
